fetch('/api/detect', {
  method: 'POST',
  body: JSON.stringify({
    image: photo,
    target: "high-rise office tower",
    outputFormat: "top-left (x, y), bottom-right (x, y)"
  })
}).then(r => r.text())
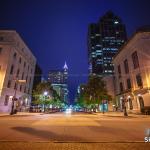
top-left (88, 11), bottom-right (127, 75)
top-left (48, 62), bottom-right (69, 103)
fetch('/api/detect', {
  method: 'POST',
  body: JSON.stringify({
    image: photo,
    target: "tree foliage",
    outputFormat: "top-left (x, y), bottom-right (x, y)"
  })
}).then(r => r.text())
top-left (76, 75), bottom-right (112, 111)
top-left (32, 82), bottom-right (65, 111)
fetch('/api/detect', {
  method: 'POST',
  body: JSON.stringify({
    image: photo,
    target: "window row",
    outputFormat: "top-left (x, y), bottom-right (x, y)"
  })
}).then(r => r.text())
top-left (10, 64), bottom-right (33, 77)
top-left (117, 51), bottom-right (139, 75)
top-left (13, 52), bottom-right (33, 73)
top-left (7, 80), bottom-right (31, 94)
top-left (119, 74), bottom-right (143, 93)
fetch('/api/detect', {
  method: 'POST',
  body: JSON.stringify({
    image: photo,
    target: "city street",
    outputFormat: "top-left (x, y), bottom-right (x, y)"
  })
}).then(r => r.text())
top-left (0, 112), bottom-right (150, 149)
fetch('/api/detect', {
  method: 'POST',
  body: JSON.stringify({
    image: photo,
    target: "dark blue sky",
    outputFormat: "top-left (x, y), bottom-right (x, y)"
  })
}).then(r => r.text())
top-left (0, 0), bottom-right (150, 102)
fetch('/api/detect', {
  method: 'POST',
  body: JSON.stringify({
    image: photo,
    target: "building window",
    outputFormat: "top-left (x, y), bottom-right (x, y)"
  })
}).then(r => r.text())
top-left (0, 36), bottom-right (4, 41)
top-left (28, 88), bottom-right (30, 94)
top-left (0, 47), bottom-right (2, 54)
top-left (29, 77), bottom-right (31, 84)
top-left (22, 72), bottom-right (24, 80)
top-left (19, 57), bottom-right (22, 64)
top-left (7, 80), bottom-right (11, 88)
top-left (14, 83), bottom-right (18, 90)
top-left (4, 95), bottom-right (9, 106)
top-left (120, 82), bottom-right (123, 92)
top-left (118, 65), bottom-right (121, 74)
top-left (10, 65), bottom-right (14, 74)
top-left (13, 52), bottom-right (17, 58)
top-left (132, 51), bottom-right (139, 69)
top-left (136, 74), bottom-right (143, 87)
top-left (26, 76), bottom-right (28, 82)
top-left (20, 85), bottom-right (22, 92)
top-left (127, 78), bottom-right (131, 89)
top-left (16, 69), bottom-right (20, 78)
top-left (24, 86), bottom-right (26, 93)
top-left (124, 59), bottom-right (129, 74)
top-left (24, 62), bottom-right (26, 68)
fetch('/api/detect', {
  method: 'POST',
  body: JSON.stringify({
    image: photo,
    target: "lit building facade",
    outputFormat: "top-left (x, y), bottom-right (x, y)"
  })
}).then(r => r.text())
top-left (88, 11), bottom-right (127, 75)
top-left (113, 27), bottom-right (150, 113)
top-left (0, 30), bottom-right (36, 112)
top-left (48, 62), bottom-right (69, 103)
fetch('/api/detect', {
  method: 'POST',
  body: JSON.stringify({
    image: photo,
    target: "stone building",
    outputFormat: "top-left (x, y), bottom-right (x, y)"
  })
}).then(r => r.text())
top-left (113, 26), bottom-right (150, 113)
top-left (0, 30), bottom-right (36, 112)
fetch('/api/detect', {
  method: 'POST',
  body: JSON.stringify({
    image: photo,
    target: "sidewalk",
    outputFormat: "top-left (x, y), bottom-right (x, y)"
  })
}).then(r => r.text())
top-left (94, 111), bottom-right (150, 118)
top-left (0, 112), bottom-right (43, 117)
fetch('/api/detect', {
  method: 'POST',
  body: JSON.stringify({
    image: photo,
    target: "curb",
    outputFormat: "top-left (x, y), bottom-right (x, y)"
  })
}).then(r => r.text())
top-left (0, 140), bottom-right (146, 143)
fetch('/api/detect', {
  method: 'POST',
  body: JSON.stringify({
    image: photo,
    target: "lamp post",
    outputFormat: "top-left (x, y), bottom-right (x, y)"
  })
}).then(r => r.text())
top-left (10, 79), bottom-right (26, 115)
top-left (122, 97), bottom-right (128, 116)
top-left (43, 91), bottom-right (48, 112)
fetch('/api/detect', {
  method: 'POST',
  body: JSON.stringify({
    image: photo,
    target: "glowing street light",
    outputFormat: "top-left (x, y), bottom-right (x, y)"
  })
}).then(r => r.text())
top-left (43, 91), bottom-right (48, 96)
top-left (43, 91), bottom-right (48, 112)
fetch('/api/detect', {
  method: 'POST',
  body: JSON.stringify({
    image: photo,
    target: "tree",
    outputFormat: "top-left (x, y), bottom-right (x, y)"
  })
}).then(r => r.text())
top-left (76, 75), bottom-right (112, 112)
top-left (32, 82), bottom-right (66, 112)
top-left (33, 82), bottom-right (55, 112)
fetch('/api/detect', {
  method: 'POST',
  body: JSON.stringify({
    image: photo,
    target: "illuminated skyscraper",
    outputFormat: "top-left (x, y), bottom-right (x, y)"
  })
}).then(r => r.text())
top-left (88, 11), bottom-right (127, 75)
top-left (48, 62), bottom-right (69, 103)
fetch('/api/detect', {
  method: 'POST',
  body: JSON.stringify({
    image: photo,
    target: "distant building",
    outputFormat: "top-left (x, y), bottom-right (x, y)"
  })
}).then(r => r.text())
top-left (33, 64), bottom-right (42, 90)
top-left (0, 30), bottom-right (36, 112)
top-left (88, 11), bottom-right (127, 75)
top-left (75, 84), bottom-right (86, 103)
top-left (113, 26), bottom-right (150, 113)
top-left (48, 62), bottom-right (69, 103)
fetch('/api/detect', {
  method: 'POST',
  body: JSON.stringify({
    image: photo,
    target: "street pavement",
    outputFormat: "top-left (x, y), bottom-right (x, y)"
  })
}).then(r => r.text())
top-left (0, 112), bottom-right (150, 149)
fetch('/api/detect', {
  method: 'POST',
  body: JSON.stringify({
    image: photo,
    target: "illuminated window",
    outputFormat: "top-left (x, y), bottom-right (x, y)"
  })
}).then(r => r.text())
top-left (95, 34), bottom-right (100, 36)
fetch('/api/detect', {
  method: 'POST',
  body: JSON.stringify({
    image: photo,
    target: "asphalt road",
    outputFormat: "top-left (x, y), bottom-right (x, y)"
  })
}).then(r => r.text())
top-left (0, 112), bottom-right (150, 149)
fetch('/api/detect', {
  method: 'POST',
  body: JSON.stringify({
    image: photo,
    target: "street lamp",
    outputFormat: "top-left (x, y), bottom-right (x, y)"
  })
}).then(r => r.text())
top-left (122, 96), bottom-right (128, 116)
top-left (43, 91), bottom-right (48, 112)
top-left (10, 79), bottom-right (26, 115)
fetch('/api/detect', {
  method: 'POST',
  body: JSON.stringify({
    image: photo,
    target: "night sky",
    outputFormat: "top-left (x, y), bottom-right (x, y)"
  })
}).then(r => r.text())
top-left (0, 0), bottom-right (150, 103)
